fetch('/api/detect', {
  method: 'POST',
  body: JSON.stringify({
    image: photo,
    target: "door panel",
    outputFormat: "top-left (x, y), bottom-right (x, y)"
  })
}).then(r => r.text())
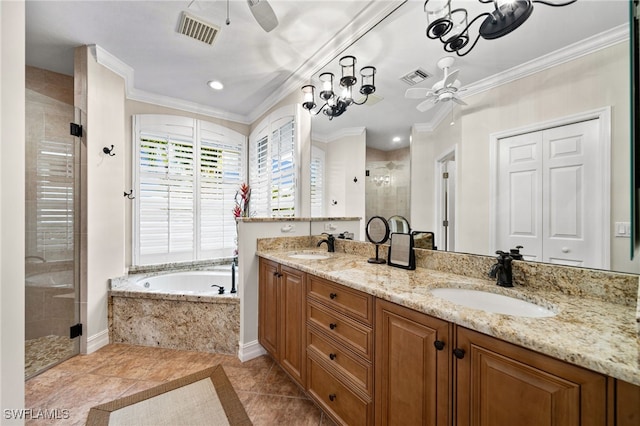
top-left (496, 119), bottom-right (603, 268)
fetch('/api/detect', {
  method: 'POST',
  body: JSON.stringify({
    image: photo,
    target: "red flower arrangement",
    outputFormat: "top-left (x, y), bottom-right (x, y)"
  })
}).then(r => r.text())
top-left (233, 183), bottom-right (251, 218)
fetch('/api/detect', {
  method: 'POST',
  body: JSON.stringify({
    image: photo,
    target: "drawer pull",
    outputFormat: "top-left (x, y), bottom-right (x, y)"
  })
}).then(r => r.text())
top-left (329, 292), bottom-right (337, 299)
top-left (453, 348), bottom-right (466, 359)
top-left (329, 323), bottom-right (337, 330)
top-left (329, 353), bottom-right (337, 360)
top-left (329, 393), bottom-right (336, 402)
top-left (434, 340), bottom-right (445, 351)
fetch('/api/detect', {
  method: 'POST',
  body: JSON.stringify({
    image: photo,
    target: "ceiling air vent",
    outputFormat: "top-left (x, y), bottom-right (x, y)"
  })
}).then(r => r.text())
top-left (400, 68), bottom-right (431, 86)
top-left (178, 12), bottom-right (220, 46)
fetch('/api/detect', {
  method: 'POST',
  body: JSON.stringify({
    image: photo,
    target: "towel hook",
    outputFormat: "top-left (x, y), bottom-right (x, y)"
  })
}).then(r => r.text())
top-left (124, 189), bottom-right (135, 199)
top-left (103, 145), bottom-right (115, 156)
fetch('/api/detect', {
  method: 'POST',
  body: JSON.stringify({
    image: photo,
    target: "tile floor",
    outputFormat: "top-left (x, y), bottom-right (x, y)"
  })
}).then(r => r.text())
top-left (25, 335), bottom-right (77, 380)
top-left (25, 344), bottom-right (336, 425)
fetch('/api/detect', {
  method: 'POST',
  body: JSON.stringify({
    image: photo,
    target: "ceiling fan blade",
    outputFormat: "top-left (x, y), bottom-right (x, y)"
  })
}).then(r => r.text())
top-left (417, 98), bottom-right (437, 112)
top-left (405, 88), bottom-right (430, 99)
top-left (247, 0), bottom-right (278, 32)
top-left (443, 69), bottom-right (459, 88)
top-left (452, 97), bottom-right (467, 106)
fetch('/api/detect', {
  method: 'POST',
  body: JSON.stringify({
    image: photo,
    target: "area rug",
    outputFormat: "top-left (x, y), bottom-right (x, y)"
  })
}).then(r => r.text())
top-left (86, 365), bottom-right (252, 426)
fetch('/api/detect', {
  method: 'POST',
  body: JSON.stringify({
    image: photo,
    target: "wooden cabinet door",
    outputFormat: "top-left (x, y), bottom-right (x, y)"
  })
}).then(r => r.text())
top-left (455, 327), bottom-right (607, 426)
top-left (375, 299), bottom-right (452, 426)
top-left (279, 265), bottom-right (306, 387)
top-left (258, 258), bottom-right (279, 358)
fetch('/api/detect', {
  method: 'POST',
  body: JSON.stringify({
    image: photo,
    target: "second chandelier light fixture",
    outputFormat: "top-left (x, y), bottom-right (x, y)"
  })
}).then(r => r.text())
top-left (301, 55), bottom-right (376, 120)
top-left (424, 0), bottom-right (578, 57)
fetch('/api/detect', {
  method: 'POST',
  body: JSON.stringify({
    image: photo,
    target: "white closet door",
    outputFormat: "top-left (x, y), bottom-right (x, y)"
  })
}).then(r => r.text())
top-left (497, 131), bottom-right (543, 262)
top-left (542, 119), bottom-right (600, 267)
top-left (496, 119), bottom-right (602, 268)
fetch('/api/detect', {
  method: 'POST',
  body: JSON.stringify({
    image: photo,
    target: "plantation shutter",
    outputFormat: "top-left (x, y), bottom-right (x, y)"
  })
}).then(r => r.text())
top-left (248, 106), bottom-right (297, 218)
top-left (138, 131), bottom-right (195, 262)
top-left (249, 129), bottom-right (270, 217)
top-left (270, 116), bottom-right (296, 217)
top-left (36, 139), bottom-right (75, 259)
top-left (310, 146), bottom-right (325, 217)
top-left (134, 115), bottom-right (246, 265)
top-left (199, 121), bottom-right (245, 258)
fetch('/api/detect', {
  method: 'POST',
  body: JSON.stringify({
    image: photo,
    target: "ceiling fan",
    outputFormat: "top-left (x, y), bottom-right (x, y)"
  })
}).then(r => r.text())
top-left (246, 0), bottom-right (279, 32)
top-left (405, 56), bottom-right (467, 112)
top-left (188, 0), bottom-right (278, 33)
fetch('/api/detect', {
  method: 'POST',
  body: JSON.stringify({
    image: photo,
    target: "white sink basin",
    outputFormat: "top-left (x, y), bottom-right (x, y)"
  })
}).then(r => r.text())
top-left (288, 252), bottom-right (331, 260)
top-left (430, 288), bottom-right (556, 318)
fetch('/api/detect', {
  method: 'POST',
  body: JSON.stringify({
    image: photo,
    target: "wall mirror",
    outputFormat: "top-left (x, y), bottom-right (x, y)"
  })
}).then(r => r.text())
top-left (308, 0), bottom-right (638, 274)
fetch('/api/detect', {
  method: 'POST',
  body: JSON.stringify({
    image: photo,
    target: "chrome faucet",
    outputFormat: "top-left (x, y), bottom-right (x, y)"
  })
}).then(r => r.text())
top-left (489, 250), bottom-right (514, 287)
top-left (317, 233), bottom-right (335, 252)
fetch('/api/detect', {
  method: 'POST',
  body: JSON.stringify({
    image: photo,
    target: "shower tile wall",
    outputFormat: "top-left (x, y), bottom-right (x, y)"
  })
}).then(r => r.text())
top-left (25, 66), bottom-right (76, 342)
top-left (365, 146), bottom-right (410, 222)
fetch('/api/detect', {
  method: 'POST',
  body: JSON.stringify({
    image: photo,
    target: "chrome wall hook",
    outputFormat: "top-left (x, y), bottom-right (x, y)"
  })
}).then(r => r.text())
top-left (103, 145), bottom-right (115, 156)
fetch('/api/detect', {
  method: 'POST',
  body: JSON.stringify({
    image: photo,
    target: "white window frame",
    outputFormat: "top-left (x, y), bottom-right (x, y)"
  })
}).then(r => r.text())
top-left (132, 114), bottom-right (247, 266)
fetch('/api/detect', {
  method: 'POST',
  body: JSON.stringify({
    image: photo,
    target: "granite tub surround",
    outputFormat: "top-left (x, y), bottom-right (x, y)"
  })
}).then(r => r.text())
top-left (109, 295), bottom-right (239, 354)
top-left (109, 267), bottom-right (240, 355)
top-left (257, 237), bottom-right (640, 386)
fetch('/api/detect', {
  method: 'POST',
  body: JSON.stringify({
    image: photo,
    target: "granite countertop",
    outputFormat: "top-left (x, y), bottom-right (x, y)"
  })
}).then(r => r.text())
top-left (257, 249), bottom-right (640, 386)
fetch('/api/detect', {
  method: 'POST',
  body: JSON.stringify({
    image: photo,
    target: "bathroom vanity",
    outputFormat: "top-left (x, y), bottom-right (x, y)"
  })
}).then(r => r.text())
top-left (257, 239), bottom-right (640, 426)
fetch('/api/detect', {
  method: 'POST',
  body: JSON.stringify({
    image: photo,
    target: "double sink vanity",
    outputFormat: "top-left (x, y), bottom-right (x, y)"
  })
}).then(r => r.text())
top-left (256, 236), bottom-right (640, 425)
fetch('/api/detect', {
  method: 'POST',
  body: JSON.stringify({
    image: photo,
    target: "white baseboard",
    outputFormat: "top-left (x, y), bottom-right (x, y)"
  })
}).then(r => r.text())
top-left (85, 329), bottom-right (109, 354)
top-left (237, 340), bottom-right (266, 362)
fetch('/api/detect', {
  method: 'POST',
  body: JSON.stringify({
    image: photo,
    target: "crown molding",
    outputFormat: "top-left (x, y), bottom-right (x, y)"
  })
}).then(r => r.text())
top-left (412, 24), bottom-right (629, 133)
top-left (91, 44), bottom-right (250, 124)
top-left (313, 126), bottom-right (366, 143)
top-left (90, 1), bottom-right (406, 128)
top-left (461, 24), bottom-right (629, 99)
top-left (245, 0), bottom-right (407, 124)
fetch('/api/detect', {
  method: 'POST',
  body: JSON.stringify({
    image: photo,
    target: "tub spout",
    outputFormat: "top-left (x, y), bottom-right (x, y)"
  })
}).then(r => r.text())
top-left (210, 284), bottom-right (225, 295)
top-left (231, 260), bottom-right (237, 294)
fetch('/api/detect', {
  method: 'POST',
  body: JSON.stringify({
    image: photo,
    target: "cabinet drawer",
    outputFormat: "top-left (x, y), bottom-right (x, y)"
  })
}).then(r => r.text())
top-left (307, 274), bottom-right (373, 325)
top-left (307, 300), bottom-right (373, 360)
top-left (307, 355), bottom-right (372, 426)
top-left (307, 325), bottom-right (373, 395)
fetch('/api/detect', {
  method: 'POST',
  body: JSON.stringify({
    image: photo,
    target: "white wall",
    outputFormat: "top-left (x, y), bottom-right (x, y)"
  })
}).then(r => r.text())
top-left (76, 46), bottom-right (127, 352)
top-left (1, 0), bottom-right (26, 419)
top-left (322, 130), bottom-right (367, 236)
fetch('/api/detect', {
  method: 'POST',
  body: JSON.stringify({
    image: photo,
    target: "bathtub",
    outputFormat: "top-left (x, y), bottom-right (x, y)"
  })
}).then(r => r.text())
top-left (133, 270), bottom-right (238, 295)
top-left (26, 269), bottom-right (74, 288)
top-left (109, 268), bottom-right (240, 354)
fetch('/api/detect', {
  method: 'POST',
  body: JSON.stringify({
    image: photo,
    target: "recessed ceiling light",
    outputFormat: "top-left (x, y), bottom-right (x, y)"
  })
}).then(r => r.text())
top-left (207, 80), bottom-right (224, 90)
top-left (392, 136), bottom-right (401, 142)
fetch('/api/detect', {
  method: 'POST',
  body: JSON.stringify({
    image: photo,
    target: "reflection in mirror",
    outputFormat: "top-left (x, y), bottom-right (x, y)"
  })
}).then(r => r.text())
top-left (388, 215), bottom-right (410, 234)
top-left (412, 231), bottom-right (435, 250)
top-left (366, 216), bottom-right (390, 264)
top-left (308, 0), bottom-right (637, 274)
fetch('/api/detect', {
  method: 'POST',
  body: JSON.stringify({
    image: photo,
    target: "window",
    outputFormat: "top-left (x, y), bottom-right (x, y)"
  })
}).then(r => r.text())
top-left (249, 106), bottom-right (298, 217)
top-left (36, 139), bottom-right (75, 260)
top-left (310, 145), bottom-right (325, 216)
top-left (133, 115), bottom-right (246, 265)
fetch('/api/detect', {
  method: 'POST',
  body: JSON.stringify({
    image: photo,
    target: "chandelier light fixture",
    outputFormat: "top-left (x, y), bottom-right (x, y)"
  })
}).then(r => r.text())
top-left (301, 55), bottom-right (376, 120)
top-left (424, 0), bottom-right (578, 57)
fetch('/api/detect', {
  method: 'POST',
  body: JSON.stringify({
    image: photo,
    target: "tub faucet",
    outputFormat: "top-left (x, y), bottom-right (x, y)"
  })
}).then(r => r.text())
top-left (210, 284), bottom-right (225, 295)
top-left (317, 233), bottom-right (335, 252)
top-left (489, 250), bottom-right (514, 287)
top-left (230, 260), bottom-right (237, 294)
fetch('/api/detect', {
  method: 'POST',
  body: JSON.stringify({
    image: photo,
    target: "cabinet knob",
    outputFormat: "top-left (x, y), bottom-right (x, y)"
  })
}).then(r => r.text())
top-left (329, 292), bottom-right (337, 299)
top-left (329, 394), bottom-right (336, 402)
top-left (329, 353), bottom-right (336, 360)
top-left (453, 348), bottom-right (466, 359)
top-left (329, 323), bottom-right (337, 330)
top-left (434, 340), bottom-right (445, 351)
